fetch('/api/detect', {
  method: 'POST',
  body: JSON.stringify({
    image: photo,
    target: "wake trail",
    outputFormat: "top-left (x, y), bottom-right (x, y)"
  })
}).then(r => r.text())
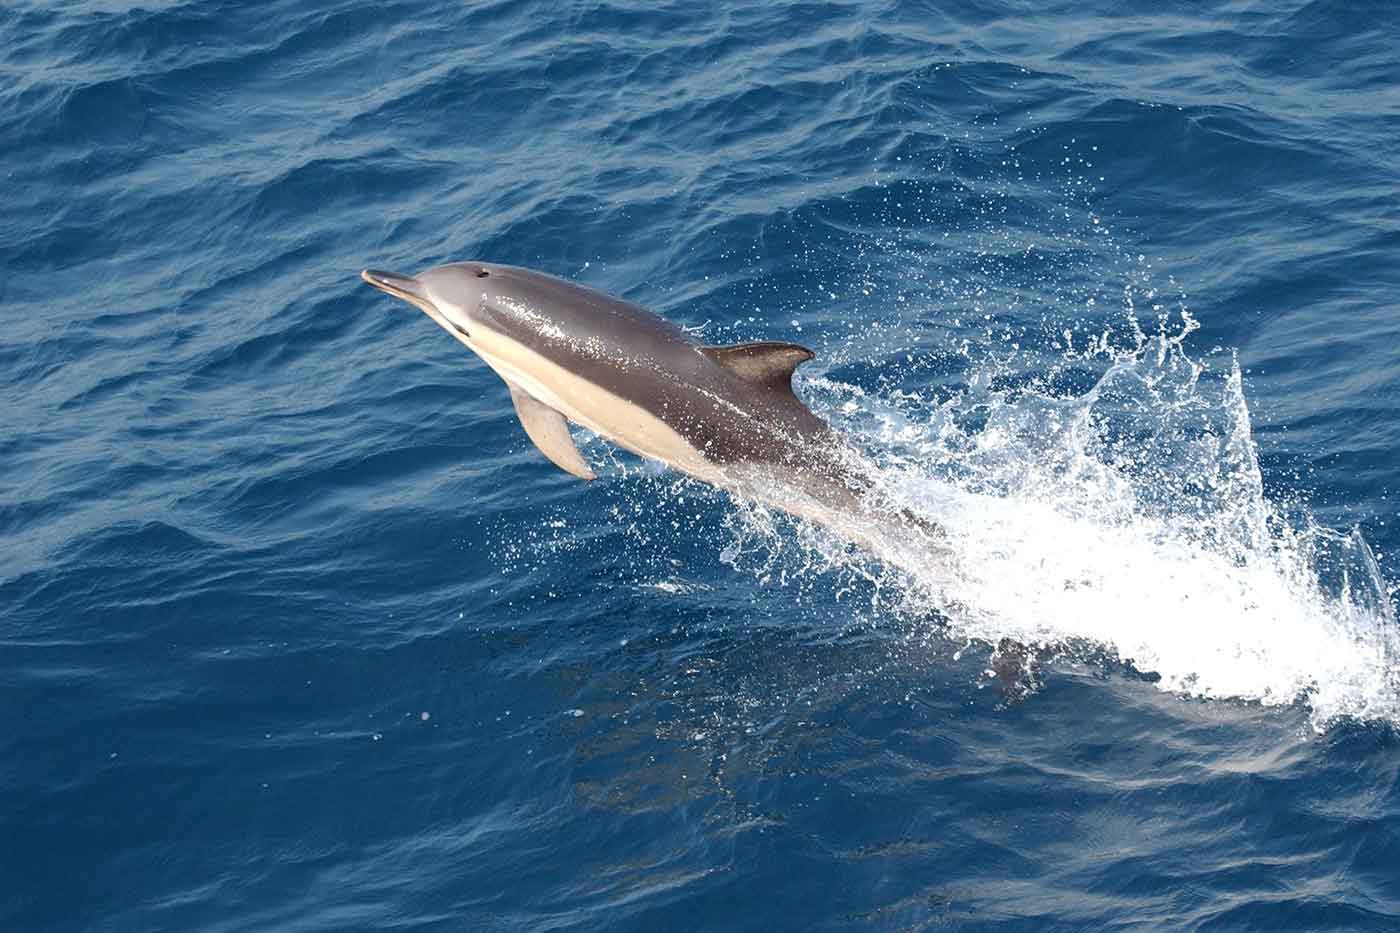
top-left (723, 318), bottom-right (1400, 732)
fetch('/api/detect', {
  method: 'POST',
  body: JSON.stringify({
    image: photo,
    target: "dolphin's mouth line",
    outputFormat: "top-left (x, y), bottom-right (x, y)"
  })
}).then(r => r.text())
top-left (361, 268), bottom-right (435, 313)
top-left (361, 268), bottom-right (471, 340)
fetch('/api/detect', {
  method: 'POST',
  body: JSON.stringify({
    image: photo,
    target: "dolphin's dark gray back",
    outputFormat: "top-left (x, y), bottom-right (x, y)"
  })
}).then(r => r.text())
top-left (477, 264), bottom-right (845, 475)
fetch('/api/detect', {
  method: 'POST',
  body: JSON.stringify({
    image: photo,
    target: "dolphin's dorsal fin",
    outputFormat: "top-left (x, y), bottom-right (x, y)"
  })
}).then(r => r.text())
top-left (507, 383), bottom-right (597, 481)
top-left (701, 342), bottom-right (815, 393)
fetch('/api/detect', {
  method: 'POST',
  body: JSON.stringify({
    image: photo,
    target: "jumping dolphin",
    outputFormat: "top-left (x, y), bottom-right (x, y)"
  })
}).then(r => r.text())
top-left (361, 262), bottom-right (917, 540)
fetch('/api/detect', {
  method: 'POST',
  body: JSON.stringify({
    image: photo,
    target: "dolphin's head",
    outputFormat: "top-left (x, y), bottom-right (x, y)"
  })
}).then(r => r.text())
top-left (361, 263), bottom-right (501, 345)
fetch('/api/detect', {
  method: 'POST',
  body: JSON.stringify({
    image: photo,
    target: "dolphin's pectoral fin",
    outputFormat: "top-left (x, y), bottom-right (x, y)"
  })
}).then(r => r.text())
top-left (507, 383), bottom-right (597, 481)
top-left (701, 342), bottom-right (816, 395)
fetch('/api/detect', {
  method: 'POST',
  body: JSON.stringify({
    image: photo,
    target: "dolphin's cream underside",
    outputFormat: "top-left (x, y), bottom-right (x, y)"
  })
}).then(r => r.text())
top-left (484, 338), bottom-right (897, 539)
top-left (425, 298), bottom-right (879, 533)
top-left (428, 306), bottom-right (723, 484)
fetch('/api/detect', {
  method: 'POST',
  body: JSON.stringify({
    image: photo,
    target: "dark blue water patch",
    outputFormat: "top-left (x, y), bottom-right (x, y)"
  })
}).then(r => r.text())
top-left (6, 0), bottom-right (1400, 929)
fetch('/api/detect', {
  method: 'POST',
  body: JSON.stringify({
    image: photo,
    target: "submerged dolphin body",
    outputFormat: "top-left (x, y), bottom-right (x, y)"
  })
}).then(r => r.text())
top-left (361, 262), bottom-right (902, 537)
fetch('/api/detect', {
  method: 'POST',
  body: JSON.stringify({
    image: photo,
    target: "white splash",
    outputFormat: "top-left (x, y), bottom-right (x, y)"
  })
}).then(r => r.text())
top-left (724, 314), bottom-right (1400, 732)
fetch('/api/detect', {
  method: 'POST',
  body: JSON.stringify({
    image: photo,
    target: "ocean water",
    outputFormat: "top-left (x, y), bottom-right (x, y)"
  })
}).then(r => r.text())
top-left (4, 0), bottom-right (1400, 928)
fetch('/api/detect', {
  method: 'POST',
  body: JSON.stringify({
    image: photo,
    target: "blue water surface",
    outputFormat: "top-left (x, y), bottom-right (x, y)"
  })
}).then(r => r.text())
top-left (4, 1), bottom-right (1400, 930)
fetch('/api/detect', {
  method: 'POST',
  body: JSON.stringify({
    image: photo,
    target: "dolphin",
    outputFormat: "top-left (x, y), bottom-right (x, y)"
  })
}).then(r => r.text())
top-left (361, 262), bottom-right (919, 540)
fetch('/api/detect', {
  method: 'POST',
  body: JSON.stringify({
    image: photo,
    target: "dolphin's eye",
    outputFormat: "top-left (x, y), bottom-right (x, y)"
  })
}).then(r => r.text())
top-left (476, 269), bottom-right (489, 278)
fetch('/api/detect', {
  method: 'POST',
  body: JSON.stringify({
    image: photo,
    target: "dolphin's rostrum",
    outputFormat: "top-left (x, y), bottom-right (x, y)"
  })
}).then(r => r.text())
top-left (361, 262), bottom-right (907, 536)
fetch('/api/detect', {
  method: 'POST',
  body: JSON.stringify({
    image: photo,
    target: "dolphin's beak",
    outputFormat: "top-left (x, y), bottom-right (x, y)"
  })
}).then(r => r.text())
top-left (361, 268), bottom-right (435, 314)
